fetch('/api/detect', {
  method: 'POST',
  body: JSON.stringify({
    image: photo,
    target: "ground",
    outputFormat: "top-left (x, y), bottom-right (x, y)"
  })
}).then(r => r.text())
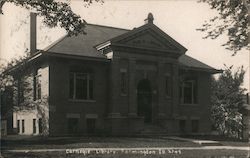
top-left (1, 136), bottom-right (249, 158)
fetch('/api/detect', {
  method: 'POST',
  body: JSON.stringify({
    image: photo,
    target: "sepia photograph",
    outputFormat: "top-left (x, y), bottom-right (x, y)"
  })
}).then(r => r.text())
top-left (0, 0), bottom-right (249, 157)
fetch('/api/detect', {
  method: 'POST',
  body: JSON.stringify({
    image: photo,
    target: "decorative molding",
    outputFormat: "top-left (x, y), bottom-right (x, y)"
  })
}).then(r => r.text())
top-left (66, 113), bottom-right (80, 118)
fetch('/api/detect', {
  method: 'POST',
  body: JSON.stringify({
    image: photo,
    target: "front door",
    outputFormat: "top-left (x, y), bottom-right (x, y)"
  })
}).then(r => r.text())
top-left (137, 79), bottom-right (152, 123)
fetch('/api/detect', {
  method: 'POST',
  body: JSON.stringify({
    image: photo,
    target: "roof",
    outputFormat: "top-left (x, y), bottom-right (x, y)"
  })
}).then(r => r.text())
top-left (178, 55), bottom-right (220, 72)
top-left (44, 24), bottom-right (220, 72)
top-left (45, 24), bottom-right (129, 59)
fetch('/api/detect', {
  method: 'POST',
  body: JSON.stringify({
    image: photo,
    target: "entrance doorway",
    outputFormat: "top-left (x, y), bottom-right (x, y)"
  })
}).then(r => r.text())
top-left (137, 79), bottom-right (152, 123)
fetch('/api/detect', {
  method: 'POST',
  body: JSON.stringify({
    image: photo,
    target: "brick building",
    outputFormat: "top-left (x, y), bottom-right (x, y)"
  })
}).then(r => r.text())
top-left (10, 13), bottom-right (221, 136)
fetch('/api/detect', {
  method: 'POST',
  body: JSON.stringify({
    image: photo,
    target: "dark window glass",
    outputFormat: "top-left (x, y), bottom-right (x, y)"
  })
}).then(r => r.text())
top-left (37, 79), bottom-right (41, 99)
top-left (21, 119), bottom-right (25, 133)
top-left (89, 77), bottom-right (93, 99)
top-left (33, 119), bottom-right (36, 134)
top-left (69, 72), bottom-right (94, 100)
top-left (17, 79), bottom-right (24, 104)
top-left (180, 79), bottom-right (198, 104)
top-left (87, 118), bottom-right (96, 134)
top-left (34, 73), bottom-right (41, 100)
top-left (193, 83), bottom-right (197, 103)
top-left (69, 73), bottom-right (74, 99)
top-left (75, 77), bottom-right (86, 99)
top-left (120, 72), bottom-right (127, 94)
top-left (165, 76), bottom-right (171, 96)
top-left (179, 120), bottom-right (186, 133)
top-left (191, 120), bottom-right (199, 133)
top-left (38, 118), bottom-right (42, 134)
top-left (184, 82), bottom-right (192, 104)
top-left (17, 120), bottom-right (20, 133)
top-left (67, 118), bottom-right (79, 134)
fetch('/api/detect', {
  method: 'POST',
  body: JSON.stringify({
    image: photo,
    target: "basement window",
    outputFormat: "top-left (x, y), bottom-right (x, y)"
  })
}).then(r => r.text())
top-left (17, 120), bottom-right (20, 133)
top-left (179, 120), bottom-right (186, 133)
top-left (21, 119), bottom-right (25, 133)
top-left (33, 119), bottom-right (37, 134)
top-left (191, 120), bottom-right (199, 133)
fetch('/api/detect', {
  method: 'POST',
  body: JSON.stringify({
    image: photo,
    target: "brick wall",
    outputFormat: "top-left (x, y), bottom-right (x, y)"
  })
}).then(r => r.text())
top-left (48, 57), bottom-right (109, 135)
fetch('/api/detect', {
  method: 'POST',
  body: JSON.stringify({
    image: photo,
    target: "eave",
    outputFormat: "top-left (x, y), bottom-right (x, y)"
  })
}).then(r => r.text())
top-left (180, 65), bottom-right (223, 74)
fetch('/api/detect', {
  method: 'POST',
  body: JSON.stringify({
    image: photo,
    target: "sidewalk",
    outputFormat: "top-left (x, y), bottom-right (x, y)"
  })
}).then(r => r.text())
top-left (3, 146), bottom-right (250, 153)
top-left (165, 136), bottom-right (222, 145)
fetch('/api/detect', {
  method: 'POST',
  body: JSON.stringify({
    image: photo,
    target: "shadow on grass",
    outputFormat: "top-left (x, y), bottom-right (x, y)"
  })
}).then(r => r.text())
top-left (1, 135), bottom-right (190, 150)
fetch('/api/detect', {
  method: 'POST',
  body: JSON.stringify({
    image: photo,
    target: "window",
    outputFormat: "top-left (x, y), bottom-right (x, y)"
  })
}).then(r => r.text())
top-left (180, 79), bottom-right (197, 104)
top-left (21, 119), bottom-right (25, 133)
top-left (179, 120), bottom-right (186, 133)
top-left (69, 72), bottom-right (93, 100)
top-left (191, 120), bottom-right (199, 133)
top-left (120, 71), bottom-right (127, 95)
top-left (38, 118), bottom-right (42, 134)
top-left (34, 71), bottom-right (41, 100)
top-left (86, 118), bottom-right (96, 134)
top-left (17, 79), bottom-right (24, 105)
top-left (17, 120), bottom-right (20, 133)
top-left (33, 119), bottom-right (36, 134)
top-left (165, 75), bottom-right (171, 97)
top-left (67, 118), bottom-right (79, 134)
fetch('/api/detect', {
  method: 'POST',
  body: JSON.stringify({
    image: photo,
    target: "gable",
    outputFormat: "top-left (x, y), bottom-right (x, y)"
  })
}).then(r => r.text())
top-left (96, 23), bottom-right (187, 55)
top-left (118, 29), bottom-right (179, 51)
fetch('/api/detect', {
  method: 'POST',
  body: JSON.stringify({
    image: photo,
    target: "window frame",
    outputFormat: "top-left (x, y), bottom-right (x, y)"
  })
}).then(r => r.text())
top-left (120, 69), bottom-right (127, 96)
top-left (17, 120), bottom-right (20, 133)
top-left (179, 119), bottom-right (186, 133)
top-left (69, 72), bottom-right (94, 100)
top-left (191, 119), bottom-right (199, 133)
top-left (165, 74), bottom-right (172, 98)
top-left (180, 78), bottom-right (198, 105)
top-left (21, 119), bottom-right (25, 133)
top-left (38, 118), bottom-right (42, 134)
top-left (17, 79), bottom-right (24, 105)
top-left (34, 72), bottom-right (42, 101)
top-left (33, 119), bottom-right (37, 134)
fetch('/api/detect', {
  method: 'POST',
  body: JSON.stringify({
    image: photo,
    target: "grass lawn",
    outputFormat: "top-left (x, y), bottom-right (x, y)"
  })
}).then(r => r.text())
top-left (1, 136), bottom-right (201, 150)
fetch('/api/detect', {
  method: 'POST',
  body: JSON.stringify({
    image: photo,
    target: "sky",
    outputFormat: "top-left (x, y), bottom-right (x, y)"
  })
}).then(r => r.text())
top-left (0, 0), bottom-right (249, 92)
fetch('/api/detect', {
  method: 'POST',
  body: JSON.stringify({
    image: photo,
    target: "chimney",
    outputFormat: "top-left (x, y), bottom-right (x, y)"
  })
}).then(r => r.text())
top-left (144, 13), bottom-right (154, 24)
top-left (30, 12), bottom-right (37, 54)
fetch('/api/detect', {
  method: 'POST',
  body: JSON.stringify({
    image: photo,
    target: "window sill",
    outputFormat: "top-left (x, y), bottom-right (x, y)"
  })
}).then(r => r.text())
top-left (68, 99), bottom-right (96, 103)
top-left (165, 95), bottom-right (171, 99)
top-left (120, 93), bottom-right (128, 97)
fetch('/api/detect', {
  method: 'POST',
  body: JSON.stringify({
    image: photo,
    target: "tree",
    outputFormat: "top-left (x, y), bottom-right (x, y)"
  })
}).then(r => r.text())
top-left (0, 0), bottom-right (102, 36)
top-left (198, 0), bottom-right (250, 54)
top-left (0, 53), bottom-right (49, 135)
top-left (0, 0), bottom-right (104, 135)
top-left (211, 65), bottom-right (246, 138)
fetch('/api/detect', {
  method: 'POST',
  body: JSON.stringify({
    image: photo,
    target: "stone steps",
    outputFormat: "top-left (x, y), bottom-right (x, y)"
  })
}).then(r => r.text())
top-left (140, 124), bottom-right (168, 135)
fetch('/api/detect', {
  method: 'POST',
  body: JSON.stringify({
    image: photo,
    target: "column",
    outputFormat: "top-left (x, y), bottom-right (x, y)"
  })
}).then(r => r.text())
top-left (158, 60), bottom-right (166, 118)
top-left (128, 58), bottom-right (137, 117)
top-left (108, 57), bottom-right (121, 118)
top-left (172, 63), bottom-right (179, 118)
